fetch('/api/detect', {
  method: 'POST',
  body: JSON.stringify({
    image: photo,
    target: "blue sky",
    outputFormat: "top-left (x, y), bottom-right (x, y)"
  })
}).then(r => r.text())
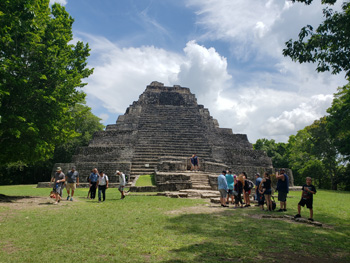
top-left (52, 0), bottom-right (347, 143)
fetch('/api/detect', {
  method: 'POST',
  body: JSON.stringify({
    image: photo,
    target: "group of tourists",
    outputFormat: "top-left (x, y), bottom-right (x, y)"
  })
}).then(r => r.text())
top-left (51, 166), bottom-right (127, 204)
top-left (217, 169), bottom-right (317, 221)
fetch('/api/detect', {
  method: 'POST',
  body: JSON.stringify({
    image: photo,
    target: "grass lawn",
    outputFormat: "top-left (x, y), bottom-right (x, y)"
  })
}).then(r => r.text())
top-left (0, 185), bottom-right (349, 262)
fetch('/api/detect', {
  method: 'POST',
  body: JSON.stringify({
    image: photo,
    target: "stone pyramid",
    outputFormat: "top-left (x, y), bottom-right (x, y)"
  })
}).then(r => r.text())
top-left (53, 81), bottom-right (277, 186)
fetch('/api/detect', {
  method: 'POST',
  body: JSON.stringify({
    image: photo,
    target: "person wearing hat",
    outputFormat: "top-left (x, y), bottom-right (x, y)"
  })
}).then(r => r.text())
top-left (276, 169), bottom-right (289, 212)
top-left (50, 167), bottom-right (66, 204)
top-left (65, 166), bottom-right (79, 201)
top-left (115, 170), bottom-right (126, 199)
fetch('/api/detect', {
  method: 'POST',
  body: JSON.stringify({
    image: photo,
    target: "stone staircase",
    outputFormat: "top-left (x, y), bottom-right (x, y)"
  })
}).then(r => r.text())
top-left (130, 105), bottom-right (214, 176)
top-left (189, 172), bottom-right (212, 190)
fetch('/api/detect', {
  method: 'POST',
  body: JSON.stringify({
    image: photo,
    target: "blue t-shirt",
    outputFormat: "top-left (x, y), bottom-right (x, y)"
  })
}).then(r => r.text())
top-left (255, 177), bottom-right (262, 187)
top-left (218, 174), bottom-right (228, 190)
top-left (89, 173), bottom-right (98, 183)
top-left (225, 174), bottom-right (234, 190)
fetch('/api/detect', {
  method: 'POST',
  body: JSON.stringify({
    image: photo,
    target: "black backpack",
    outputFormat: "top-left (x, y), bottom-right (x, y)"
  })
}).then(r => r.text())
top-left (246, 180), bottom-right (254, 190)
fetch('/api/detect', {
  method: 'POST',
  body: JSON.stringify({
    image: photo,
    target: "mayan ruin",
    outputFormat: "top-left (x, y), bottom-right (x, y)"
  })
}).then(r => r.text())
top-left (45, 81), bottom-right (291, 191)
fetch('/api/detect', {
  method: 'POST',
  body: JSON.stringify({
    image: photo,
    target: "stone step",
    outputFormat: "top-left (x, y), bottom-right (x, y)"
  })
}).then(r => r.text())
top-left (192, 185), bottom-right (212, 190)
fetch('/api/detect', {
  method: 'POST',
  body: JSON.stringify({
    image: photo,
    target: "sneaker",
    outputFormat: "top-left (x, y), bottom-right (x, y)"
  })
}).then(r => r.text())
top-left (294, 214), bottom-right (301, 218)
top-left (54, 202), bottom-right (58, 205)
top-left (67, 196), bottom-right (70, 200)
top-left (277, 209), bottom-right (284, 212)
top-left (283, 209), bottom-right (287, 211)
top-left (70, 197), bottom-right (73, 201)
top-left (308, 218), bottom-right (314, 221)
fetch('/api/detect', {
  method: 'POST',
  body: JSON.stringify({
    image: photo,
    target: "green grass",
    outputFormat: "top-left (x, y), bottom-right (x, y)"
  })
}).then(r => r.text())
top-left (0, 185), bottom-right (349, 262)
top-left (135, 174), bottom-right (156, 186)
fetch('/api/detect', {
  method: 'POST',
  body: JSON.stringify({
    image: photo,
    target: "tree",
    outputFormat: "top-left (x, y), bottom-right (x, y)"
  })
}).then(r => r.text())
top-left (52, 101), bottom-right (105, 163)
top-left (253, 138), bottom-right (289, 168)
top-left (288, 117), bottom-right (342, 189)
top-left (0, 100), bottom-right (104, 185)
top-left (0, 0), bottom-right (93, 167)
top-left (326, 83), bottom-right (350, 159)
top-left (283, 0), bottom-right (350, 78)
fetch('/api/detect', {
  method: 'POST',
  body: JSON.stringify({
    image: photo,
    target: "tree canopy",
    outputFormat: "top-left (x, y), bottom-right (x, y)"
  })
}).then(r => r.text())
top-left (326, 83), bottom-right (350, 158)
top-left (283, 0), bottom-right (350, 78)
top-left (0, 0), bottom-right (93, 167)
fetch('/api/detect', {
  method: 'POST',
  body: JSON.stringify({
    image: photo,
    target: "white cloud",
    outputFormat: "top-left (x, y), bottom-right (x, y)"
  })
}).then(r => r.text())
top-left (50, 0), bottom-right (67, 6)
top-left (263, 94), bottom-right (334, 138)
top-left (80, 34), bottom-right (182, 114)
top-left (79, 32), bottom-right (345, 144)
top-left (99, 113), bottom-right (110, 123)
top-left (171, 40), bottom-right (231, 104)
top-left (75, 0), bottom-right (347, 144)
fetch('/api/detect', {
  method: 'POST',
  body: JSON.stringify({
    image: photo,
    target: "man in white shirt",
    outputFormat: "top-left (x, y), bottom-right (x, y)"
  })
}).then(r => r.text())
top-left (97, 171), bottom-right (108, 202)
top-left (115, 170), bottom-right (126, 199)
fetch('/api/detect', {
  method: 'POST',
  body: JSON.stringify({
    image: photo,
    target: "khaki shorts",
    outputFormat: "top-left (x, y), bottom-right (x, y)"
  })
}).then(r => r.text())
top-left (66, 183), bottom-right (76, 191)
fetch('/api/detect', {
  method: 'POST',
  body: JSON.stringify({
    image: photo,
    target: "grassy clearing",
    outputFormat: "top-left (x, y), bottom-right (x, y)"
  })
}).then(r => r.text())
top-left (0, 185), bottom-right (349, 262)
top-left (135, 174), bottom-right (156, 186)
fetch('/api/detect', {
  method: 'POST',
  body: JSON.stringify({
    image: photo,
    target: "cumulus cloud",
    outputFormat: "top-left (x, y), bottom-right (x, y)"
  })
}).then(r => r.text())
top-left (264, 94), bottom-right (334, 137)
top-left (171, 40), bottom-right (231, 104)
top-left (75, 0), bottom-right (347, 143)
top-left (80, 34), bottom-right (182, 115)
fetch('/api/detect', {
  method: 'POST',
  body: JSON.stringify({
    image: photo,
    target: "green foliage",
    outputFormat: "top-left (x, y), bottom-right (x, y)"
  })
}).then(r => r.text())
top-left (283, 1), bottom-right (350, 77)
top-left (326, 83), bottom-right (350, 159)
top-left (287, 117), bottom-right (344, 189)
top-left (253, 138), bottom-right (289, 168)
top-left (0, 0), bottom-right (93, 167)
top-left (52, 101), bottom-right (105, 163)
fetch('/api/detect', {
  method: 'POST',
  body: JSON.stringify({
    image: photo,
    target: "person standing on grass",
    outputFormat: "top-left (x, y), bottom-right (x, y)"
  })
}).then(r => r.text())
top-left (89, 168), bottom-right (99, 200)
top-left (294, 177), bottom-right (317, 221)
top-left (50, 167), bottom-right (65, 205)
top-left (225, 170), bottom-right (235, 205)
top-left (97, 171), bottom-right (108, 202)
top-left (116, 170), bottom-right (126, 199)
top-left (65, 166), bottom-right (79, 201)
top-left (218, 170), bottom-right (229, 207)
top-left (255, 173), bottom-right (262, 202)
top-left (243, 173), bottom-right (252, 207)
top-left (234, 174), bottom-right (244, 208)
top-left (276, 169), bottom-right (289, 212)
top-left (261, 172), bottom-right (272, 211)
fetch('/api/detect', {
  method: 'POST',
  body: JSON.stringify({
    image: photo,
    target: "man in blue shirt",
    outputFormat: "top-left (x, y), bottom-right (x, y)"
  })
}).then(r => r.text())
top-left (218, 171), bottom-right (228, 207)
top-left (89, 168), bottom-right (99, 200)
top-left (255, 173), bottom-right (262, 201)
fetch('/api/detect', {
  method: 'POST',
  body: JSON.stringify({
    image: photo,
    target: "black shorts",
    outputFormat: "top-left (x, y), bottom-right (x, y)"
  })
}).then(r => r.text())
top-left (278, 191), bottom-right (287, 202)
top-left (298, 198), bottom-right (313, 209)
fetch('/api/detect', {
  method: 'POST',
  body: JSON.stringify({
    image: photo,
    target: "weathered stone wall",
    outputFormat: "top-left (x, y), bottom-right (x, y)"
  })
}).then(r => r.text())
top-left (155, 172), bottom-right (192, 191)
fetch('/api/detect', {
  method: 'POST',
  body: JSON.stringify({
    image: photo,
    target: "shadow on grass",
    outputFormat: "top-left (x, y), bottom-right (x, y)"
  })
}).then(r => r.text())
top-left (0, 194), bottom-right (33, 203)
top-left (162, 209), bottom-right (350, 263)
